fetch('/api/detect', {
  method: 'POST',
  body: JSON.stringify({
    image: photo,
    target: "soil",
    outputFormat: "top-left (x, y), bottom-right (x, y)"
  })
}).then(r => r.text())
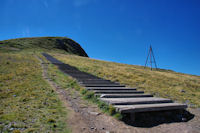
top-left (37, 56), bottom-right (200, 133)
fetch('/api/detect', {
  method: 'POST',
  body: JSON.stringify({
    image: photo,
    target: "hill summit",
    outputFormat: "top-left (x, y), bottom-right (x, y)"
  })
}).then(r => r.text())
top-left (0, 37), bottom-right (88, 57)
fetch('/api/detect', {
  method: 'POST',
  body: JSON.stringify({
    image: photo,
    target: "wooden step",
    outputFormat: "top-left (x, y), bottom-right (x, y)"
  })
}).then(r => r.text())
top-left (94, 90), bottom-right (144, 94)
top-left (86, 87), bottom-right (136, 89)
top-left (98, 94), bottom-right (153, 98)
top-left (62, 71), bottom-right (86, 74)
top-left (68, 73), bottom-right (90, 76)
top-left (81, 83), bottom-right (120, 86)
top-left (100, 97), bottom-right (172, 105)
top-left (83, 84), bottom-right (126, 87)
top-left (62, 70), bottom-right (81, 73)
top-left (71, 76), bottom-right (98, 78)
top-left (86, 87), bottom-right (137, 91)
top-left (79, 81), bottom-right (116, 84)
top-left (114, 103), bottom-right (187, 113)
top-left (77, 79), bottom-right (109, 82)
top-left (42, 53), bottom-right (64, 64)
top-left (75, 77), bottom-right (102, 80)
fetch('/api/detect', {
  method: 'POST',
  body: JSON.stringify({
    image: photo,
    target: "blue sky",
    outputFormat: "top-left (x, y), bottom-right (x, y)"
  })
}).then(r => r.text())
top-left (0, 0), bottom-right (200, 75)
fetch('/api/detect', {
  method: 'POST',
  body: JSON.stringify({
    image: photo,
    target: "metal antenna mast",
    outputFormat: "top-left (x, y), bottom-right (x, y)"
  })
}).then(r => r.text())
top-left (144, 45), bottom-right (157, 70)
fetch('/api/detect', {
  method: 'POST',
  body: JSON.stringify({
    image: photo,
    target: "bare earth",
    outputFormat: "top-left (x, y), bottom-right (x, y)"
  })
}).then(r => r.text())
top-left (37, 56), bottom-right (200, 133)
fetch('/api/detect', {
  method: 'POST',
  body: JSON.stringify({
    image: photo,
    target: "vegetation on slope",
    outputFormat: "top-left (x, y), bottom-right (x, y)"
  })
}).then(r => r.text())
top-left (51, 53), bottom-right (200, 108)
top-left (0, 37), bottom-right (88, 57)
top-left (0, 36), bottom-right (199, 133)
top-left (0, 53), bottom-right (69, 133)
top-left (0, 36), bottom-right (89, 132)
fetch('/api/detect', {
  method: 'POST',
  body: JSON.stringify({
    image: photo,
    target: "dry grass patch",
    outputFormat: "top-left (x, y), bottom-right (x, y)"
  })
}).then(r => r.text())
top-left (0, 53), bottom-right (69, 133)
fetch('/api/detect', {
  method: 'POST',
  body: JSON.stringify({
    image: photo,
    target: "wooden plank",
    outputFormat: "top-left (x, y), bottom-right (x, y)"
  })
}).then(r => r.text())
top-left (94, 90), bottom-right (144, 94)
top-left (81, 83), bottom-right (120, 85)
top-left (98, 94), bottom-right (153, 98)
top-left (87, 88), bottom-right (137, 91)
top-left (79, 81), bottom-right (117, 84)
top-left (100, 97), bottom-right (172, 105)
top-left (83, 84), bottom-right (125, 87)
top-left (114, 103), bottom-right (187, 113)
top-left (86, 87), bottom-right (136, 90)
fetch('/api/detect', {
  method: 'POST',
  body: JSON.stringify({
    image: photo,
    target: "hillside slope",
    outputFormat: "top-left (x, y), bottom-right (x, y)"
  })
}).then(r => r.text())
top-left (0, 37), bottom-right (88, 57)
top-left (0, 36), bottom-right (88, 132)
top-left (0, 37), bottom-right (200, 132)
top-left (51, 53), bottom-right (200, 108)
top-left (0, 53), bottom-right (69, 132)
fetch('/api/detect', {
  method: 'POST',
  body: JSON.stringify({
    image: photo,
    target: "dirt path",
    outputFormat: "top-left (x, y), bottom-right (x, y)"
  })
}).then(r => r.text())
top-left (36, 55), bottom-right (200, 133)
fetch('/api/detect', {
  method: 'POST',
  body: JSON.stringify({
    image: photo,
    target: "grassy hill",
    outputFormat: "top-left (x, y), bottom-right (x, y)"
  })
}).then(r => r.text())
top-left (0, 37), bottom-right (88, 132)
top-left (0, 36), bottom-right (200, 132)
top-left (0, 37), bottom-right (88, 57)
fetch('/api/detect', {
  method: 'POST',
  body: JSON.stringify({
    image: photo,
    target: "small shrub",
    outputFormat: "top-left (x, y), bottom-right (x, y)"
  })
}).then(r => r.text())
top-left (91, 95), bottom-right (99, 103)
top-left (53, 124), bottom-right (57, 128)
top-left (25, 128), bottom-right (37, 133)
top-left (83, 91), bottom-right (94, 99)
top-left (80, 88), bottom-right (87, 95)
top-left (47, 118), bottom-right (56, 123)
top-left (114, 113), bottom-right (123, 120)
top-left (75, 86), bottom-right (81, 91)
top-left (108, 105), bottom-right (116, 115)
top-left (98, 101), bottom-right (109, 112)
top-left (13, 130), bottom-right (21, 133)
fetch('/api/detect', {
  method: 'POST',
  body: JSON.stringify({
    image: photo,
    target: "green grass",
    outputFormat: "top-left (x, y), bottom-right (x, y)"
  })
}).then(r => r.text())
top-left (51, 53), bottom-right (200, 108)
top-left (0, 52), bottom-right (69, 133)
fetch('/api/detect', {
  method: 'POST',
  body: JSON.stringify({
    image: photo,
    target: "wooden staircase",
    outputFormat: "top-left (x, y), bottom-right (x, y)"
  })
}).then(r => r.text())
top-left (42, 53), bottom-right (187, 120)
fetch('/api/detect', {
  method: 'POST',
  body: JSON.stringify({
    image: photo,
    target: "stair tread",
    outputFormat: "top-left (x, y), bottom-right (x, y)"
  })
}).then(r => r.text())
top-left (86, 87), bottom-right (136, 89)
top-left (99, 94), bottom-right (153, 98)
top-left (88, 88), bottom-right (137, 90)
top-left (94, 89), bottom-right (144, 93)
top-left (83, 84), bottom-right (125, 87)
top-left (100, 97), bottom-right (172, 105)
top-left (114, 103), bottom-right (187, 113)
top-left (94, 90), bottom-right (142, 92)
top-left (80, 82), bottom-right (118, 84)
top-left (94, 91), bottom-right (144, 94)
top-left (80, 82), bottom-right (121, 86)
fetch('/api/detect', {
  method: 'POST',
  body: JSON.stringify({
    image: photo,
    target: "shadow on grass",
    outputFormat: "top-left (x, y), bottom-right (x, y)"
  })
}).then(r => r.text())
top-left (122, 109), bottom-right (194, 128)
